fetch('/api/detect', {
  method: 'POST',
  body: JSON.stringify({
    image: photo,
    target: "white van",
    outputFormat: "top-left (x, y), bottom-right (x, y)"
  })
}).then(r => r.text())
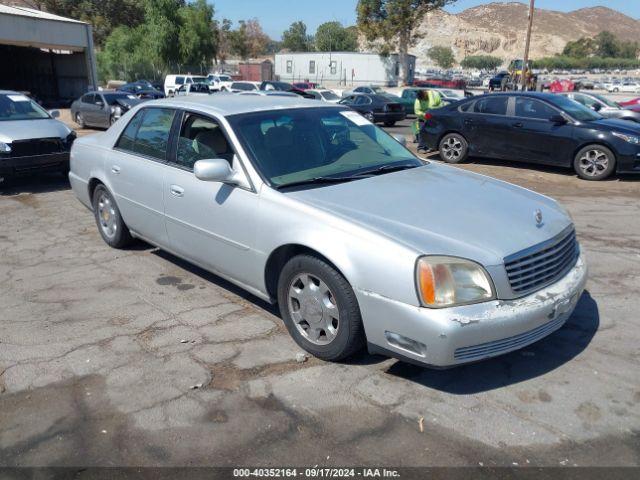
top-left (164, 74), bottom-right (208, 96)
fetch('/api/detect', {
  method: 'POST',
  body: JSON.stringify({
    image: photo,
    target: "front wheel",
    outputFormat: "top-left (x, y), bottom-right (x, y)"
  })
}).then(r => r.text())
top-left (574, 145), bottom-right (616, 181)
top-left (92, 184), bottom-right (133, 248)
top-left (383, 120), bottom-right (396, 127)
top-left (277, 255), bottom-right (365, 361)
top-left (438, 133), bottom-right (469, 163)
top-left (363, 111), bottom-right (375, 123)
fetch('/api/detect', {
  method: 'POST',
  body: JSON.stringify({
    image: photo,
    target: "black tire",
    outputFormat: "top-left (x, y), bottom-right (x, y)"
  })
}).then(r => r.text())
top-left (383, 120), bottom-right (396, 127)
top-left (109, 115), bottom-right (117, 126)
top-left (364, 111), bottom-right (375, 123)
top-left (438, 133), bottom-right (469, 163)
top-left (91, 184), bottom-right (133, 248)
top-left (75, 112), bottom-right (85, 128)
top-left (573, 145), bottom-right (616, 181)
top-left (277, 254), bottom-right (365, 361)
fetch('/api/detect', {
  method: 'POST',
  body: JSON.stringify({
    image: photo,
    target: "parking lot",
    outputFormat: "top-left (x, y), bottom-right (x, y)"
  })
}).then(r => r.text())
top-left (1, 112), bottom-right (639, 467)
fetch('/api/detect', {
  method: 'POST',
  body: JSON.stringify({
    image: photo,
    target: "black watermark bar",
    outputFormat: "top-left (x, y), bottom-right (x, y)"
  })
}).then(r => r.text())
top-left (0, 468), bottom-right (639, 480)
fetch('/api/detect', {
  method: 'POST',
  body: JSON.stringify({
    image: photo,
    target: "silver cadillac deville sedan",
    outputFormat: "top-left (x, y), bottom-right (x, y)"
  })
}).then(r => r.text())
top-left (69, 95), bottom-right (587, 367)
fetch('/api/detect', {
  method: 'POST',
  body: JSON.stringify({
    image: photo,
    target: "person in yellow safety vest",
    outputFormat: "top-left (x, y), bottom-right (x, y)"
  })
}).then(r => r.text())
top-left (414, 89), bottom-right (442, 152)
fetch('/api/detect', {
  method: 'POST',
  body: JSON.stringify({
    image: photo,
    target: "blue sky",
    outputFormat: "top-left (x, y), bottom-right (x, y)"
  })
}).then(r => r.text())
top-left (211, 0), bottom-right (640, 39)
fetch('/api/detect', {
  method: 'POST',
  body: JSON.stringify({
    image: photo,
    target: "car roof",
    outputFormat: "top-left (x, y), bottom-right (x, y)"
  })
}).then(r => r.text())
top-left (467, 92), bottom-right (562, 102)
top-left (150, 93), bottom-right (336, 115)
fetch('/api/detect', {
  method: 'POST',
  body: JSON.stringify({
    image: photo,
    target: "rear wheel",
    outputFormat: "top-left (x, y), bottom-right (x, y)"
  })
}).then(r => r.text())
top-left (277, 255), bottom-right (365, 361)
top-left (573, 145), bottom-right (616, 181)
top-left (438, 133), bottom-right (468, 163)
top-left (92, 184), bottom-right (133, 248)
top-left (384, 120), bottom-right (396, 127)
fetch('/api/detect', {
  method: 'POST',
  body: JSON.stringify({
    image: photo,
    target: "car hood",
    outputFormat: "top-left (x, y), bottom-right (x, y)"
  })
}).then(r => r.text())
top-left (287, 163), bottom-right (572, 267)
top-left (115, 98), bottom-right (142, 109)
top-left (0, 118), bottom-right (71, 143)
top-left (588, 117), bottom-right (640, 133)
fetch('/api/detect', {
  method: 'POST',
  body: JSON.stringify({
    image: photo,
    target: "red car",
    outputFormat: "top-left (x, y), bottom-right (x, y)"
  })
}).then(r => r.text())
top-left (618, 97), bottom-right (640, 108)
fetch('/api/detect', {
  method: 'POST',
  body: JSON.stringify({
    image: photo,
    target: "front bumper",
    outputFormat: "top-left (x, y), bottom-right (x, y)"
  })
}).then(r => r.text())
top-left (0, 152), bottom-right (69, 177)
top-left (616, 151), bottom-right (640, 174)
top-left (357, 254), bottom-right (588, 368)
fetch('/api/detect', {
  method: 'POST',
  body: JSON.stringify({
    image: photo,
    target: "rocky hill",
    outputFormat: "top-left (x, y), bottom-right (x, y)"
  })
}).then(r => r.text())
top-left (412, 2), bottom-right (640, 67)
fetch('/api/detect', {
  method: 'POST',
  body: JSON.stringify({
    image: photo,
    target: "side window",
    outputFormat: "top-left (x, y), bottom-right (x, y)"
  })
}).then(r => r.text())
top-left (174, 113), bottom-right (234, 171)
top-left (309, 60), bottom-right (315, 74)
top-left (134, 108), bottom-right (175, 160)
top-left (186, 77), bottom-right (193, 84)
top-left (82, 94), bottom-right (94, 104)
top-left (116, 109), bottom-right (145, 152)
top-left (473, 96), bottom-right (508, 115)
top-left (459, 101), bottom-right (474, 112)
top-left (95, 95), bottom-right (104, 105)
top-left (330, 61), bottom-right (337, 75)
top-left (176, 76), bottom-right (185, 85)
top-left (286, 60), bottom-right (293, 74)
top-left (514, 98), bottom-right (557, 120)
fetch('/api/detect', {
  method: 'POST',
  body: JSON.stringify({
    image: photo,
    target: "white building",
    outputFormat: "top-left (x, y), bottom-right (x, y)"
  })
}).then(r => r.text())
top-left (274, 52), bottom-right (416, 87)
top-left (0, 4), bottom-right (98, 105)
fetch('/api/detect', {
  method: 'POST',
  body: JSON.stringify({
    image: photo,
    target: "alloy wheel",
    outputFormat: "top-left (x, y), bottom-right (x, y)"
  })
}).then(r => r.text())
top-left (578, 148), bottom-right (610, 177)
top-left (97, 192), bottom-right (118, 239)
top-left (441, 136), bottom-right (463, 161)
top-left (287, 273), bottom-right (339, 345)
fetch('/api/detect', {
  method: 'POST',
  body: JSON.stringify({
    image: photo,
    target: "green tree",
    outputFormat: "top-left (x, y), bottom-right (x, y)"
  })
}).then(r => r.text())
top-left (314, 21), bottom-right (358, 52)
top-left (228, 21), bottom-right (250, 59)
top-left (34, 0), bottom-right (146, 46)
top-left (428, 45), bottom-right (455, 69)
top-left (562, 37), bottom-right (596, 58)
top-left (460, 55), bottom-right (502, 70)
top-left (178, 0), bottom-right (216, 71)
top-left (595, 31), bottom-right (619, 58)
top-left (357, 0), bottom-right (457, 85)
top-left (282, 21), bottom-right (313, 52)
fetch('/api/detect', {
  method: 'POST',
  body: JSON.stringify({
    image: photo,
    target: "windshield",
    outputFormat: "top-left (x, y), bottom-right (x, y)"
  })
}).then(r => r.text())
top-left (321, 91), bottom-right (339, 100)
top-left (227, 107), bottom-right (421, 188)
top-left (219, 75), bottom-right (231, 81)
top-left (0, 93), bottom-right (50, 121)
top-left (546, 95), bottom-right (602, 122)
top-left (591, 93), bottom-right (619, 108)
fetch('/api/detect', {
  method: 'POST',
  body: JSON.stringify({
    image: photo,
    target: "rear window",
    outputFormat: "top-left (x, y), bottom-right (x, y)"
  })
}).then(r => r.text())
top-left (175, 76), bottom-right (185, 85)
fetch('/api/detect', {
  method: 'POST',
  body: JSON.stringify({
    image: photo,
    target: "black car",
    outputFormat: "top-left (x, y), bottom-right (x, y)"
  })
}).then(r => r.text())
top-left (70, 92), bottom-right (143, 129)
top-left (488, 72), bottom-right (510, 91)
top-left (259, 81), bottom-right (315, 99)
top-left (421, 92), bottom-right (640, 180)
top-left (338, 93), bottom-right (406, 126)
top-left (118, 82), bottom-right (165, 99)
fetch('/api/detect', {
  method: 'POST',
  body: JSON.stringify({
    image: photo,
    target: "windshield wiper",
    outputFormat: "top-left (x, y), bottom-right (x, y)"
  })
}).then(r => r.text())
top-left (356, 162), bottom-right (420, 176)
top-left (275, 175), bottom-right (367, 190)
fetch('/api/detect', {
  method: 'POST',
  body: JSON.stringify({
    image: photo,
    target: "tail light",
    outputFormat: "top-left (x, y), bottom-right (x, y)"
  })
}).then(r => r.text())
top-left (424, 112), bottom-right (433, 121)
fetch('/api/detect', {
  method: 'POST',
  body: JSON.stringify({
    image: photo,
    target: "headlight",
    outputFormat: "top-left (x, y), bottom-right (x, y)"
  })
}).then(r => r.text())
top-left (416, 256), bottom-right (495, 308)
top-left (0, 141), bottom-right (11, 153)
top-left (612, 132), bottom-right (640, 144)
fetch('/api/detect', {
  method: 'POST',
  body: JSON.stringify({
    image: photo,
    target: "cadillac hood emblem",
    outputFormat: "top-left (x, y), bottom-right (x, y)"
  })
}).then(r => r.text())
top-left (534, 208), bottom-right (543, 226)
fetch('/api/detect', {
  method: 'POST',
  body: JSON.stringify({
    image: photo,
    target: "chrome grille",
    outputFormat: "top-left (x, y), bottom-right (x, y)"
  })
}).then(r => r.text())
top-left (454, 316), bottom-right (566, 361)
top-left (504, 227), bottom-right (579, 295)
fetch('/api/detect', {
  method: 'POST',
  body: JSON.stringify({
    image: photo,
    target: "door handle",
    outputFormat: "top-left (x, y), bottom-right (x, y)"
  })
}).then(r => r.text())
top-left (512, 122), bottom-right (524, 128)
top-left (464, 119), bottom-right (474, 125)
top-left (170, 185), bottom-right (184, 197)
top-left (111, 165), bottom-right (121, 174)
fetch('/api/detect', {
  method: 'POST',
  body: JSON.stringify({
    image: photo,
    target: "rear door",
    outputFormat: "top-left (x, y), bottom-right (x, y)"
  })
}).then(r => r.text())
top-left (109, 107), bottom-right (176, 246)
top-left (509, 97), bottom-right (575, 167)
top-left (464, 95), bottom-right (511, 158)
top-left (163, 111), bottom-right (258, 284)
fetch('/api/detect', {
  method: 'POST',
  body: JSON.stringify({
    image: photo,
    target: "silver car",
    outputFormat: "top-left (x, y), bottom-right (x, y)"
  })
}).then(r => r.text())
top-left (1, 90), bottom-right (75, 182)
top-left (69, 95), bottom-right (587, 367)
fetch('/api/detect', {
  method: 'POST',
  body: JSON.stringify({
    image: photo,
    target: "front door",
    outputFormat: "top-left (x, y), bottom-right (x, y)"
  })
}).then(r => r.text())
top-left (108, 107), bottom-right (176, 246)
top-left (163, 112), bottom-right (259, 286)
top-left (509, 97), bottom-right (575, 167)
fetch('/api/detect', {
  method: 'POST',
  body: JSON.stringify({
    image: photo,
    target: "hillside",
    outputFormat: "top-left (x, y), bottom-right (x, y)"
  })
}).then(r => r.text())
top-left (412, 2), bottom-right (640, 67)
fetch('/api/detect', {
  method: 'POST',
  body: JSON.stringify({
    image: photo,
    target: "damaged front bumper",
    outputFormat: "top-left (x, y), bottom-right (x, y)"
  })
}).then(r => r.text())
top-left (358, 254), bottom-right (588, 368)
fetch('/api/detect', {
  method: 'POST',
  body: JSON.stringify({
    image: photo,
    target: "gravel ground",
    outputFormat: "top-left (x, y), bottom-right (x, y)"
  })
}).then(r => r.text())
top-left (0, 110), bottom-right (638, 468)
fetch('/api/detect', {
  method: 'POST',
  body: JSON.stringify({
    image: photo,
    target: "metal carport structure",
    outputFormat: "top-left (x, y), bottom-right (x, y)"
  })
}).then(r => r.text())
top-left (0, 4), bottom-right (97, 106)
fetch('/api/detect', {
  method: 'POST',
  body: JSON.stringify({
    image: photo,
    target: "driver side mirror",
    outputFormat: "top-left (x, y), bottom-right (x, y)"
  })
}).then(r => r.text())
top-left (592, 103), bottom-right (602, 112)
top-left (549, 114), bottom-right (567, 125)
top-left (194, 158), bottom-right (242, 186)
top-left (95, 101), bottom-right (104, 107)
top-left (48, 109), bottom-right (60, 118)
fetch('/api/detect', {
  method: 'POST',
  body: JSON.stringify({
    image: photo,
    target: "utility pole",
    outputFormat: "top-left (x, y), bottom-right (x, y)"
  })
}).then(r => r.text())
top-left (521, 0), bottom-right (535, 91)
